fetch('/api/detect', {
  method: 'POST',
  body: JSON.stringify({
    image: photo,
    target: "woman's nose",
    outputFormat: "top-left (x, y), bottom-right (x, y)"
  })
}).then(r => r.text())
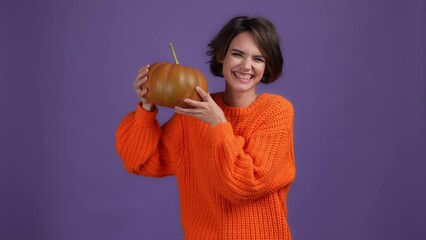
top-left (241, 58), bottom-right (252, 70)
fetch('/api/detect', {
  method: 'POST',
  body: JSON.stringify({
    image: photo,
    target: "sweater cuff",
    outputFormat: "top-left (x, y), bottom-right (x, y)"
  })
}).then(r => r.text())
top-left (134, 103), bottom-right (158, 126)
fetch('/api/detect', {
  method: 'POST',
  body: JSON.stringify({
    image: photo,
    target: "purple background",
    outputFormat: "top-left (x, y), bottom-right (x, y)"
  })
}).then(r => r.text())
top-left (1, 0), bottom-right (425, 239)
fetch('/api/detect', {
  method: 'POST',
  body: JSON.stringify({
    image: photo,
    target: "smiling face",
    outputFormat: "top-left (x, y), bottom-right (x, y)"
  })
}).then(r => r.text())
top-left (221, 31), bottom-right (266, 96)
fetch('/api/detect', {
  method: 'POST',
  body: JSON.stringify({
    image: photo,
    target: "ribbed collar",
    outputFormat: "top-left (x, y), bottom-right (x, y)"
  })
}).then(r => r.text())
top-left (212, 92), bottom-right (270, 117)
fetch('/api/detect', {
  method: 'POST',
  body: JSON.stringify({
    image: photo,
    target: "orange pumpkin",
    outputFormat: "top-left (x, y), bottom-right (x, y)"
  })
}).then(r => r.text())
top-left (142, 43), bottom-right (208, 108)
top-left (143, 62), bottom-right (208, 108)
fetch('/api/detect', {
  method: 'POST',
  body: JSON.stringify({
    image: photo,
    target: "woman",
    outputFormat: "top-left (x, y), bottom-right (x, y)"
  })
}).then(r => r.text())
top-left (116, 16), bottom-right (296, 240)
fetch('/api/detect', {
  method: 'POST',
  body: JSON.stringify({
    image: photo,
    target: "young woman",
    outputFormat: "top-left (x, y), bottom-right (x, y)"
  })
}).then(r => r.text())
top-left (116, 16), bottom-right (296, 240)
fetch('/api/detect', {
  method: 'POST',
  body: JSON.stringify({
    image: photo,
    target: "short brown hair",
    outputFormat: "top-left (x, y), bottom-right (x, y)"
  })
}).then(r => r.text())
top-left (207, 16), bottom-right (284, 83)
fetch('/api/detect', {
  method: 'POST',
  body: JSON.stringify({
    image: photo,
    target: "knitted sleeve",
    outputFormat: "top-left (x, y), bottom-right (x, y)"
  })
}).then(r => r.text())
top-left (115, 104), bottom-right (183, 177)
top-left (205, 99), bottom-right (296, 203)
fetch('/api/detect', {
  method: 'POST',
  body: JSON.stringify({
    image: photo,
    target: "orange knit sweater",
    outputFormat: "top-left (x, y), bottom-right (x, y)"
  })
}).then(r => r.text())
top-left (115, 92), bottom-right (296, 240)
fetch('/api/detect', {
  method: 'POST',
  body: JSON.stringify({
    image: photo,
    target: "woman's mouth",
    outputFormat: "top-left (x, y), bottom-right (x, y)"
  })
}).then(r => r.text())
top-left (233, 71), bottom-right (253, 81)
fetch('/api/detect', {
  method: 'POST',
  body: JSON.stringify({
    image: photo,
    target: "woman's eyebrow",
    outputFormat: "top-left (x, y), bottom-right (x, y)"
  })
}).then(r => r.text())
top-left (230, 49), bottom-right (244, 54)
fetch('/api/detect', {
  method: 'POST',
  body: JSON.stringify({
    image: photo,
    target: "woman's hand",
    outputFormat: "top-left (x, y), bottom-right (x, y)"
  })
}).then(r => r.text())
top-left (175, 87), bottom-right (226, 126)
top-left (134, 64), bottom-right (154, 111)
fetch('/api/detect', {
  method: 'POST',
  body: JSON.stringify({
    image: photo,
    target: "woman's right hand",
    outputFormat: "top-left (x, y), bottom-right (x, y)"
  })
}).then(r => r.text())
top-left (134, 64), bottom-right (154, 111)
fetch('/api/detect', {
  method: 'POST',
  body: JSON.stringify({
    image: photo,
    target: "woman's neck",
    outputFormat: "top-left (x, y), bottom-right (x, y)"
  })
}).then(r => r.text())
top-left (223, 86), bottom-right (258, 108)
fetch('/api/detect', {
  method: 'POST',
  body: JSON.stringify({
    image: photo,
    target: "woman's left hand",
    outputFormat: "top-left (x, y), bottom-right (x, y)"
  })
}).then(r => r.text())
top-left (175, 87), bottom-right (226, 126)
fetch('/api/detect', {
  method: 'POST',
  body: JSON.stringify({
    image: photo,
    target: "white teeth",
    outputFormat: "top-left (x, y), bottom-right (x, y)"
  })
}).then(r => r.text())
top-left (234, 72), bottom-right (252, 80)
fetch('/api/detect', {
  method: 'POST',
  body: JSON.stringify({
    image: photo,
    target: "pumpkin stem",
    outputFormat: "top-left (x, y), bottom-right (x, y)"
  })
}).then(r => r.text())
top-left (169, 42), bottom-right (179, 64)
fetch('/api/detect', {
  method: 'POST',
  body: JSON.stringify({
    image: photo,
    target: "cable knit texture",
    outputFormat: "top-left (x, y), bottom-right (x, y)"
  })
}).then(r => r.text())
top-left (116, 92), bottom-right (296, 240)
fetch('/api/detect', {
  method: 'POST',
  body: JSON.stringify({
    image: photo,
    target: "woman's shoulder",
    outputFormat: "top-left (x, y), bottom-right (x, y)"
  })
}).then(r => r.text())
top-left (211, 92), bottom-right (224, 101)
top-left (258, 93), bottom-right (294, 113)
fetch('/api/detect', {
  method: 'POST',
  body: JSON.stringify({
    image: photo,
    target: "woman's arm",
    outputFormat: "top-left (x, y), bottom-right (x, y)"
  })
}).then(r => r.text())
top-left (115, 104), bottom-right (184, 177)
top-left (204, 101), bottom-right (296, 203)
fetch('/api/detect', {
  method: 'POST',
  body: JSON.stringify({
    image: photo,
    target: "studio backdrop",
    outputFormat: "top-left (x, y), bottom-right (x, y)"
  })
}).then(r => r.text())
top-left (1, 0), bottom-right (425, 239)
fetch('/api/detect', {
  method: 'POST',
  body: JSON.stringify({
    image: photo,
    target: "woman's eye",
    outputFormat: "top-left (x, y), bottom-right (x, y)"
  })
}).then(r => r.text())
top-left (254, 58), bottom-right (265, 62)
top-left (232, 52), bottom-right (242, 57)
